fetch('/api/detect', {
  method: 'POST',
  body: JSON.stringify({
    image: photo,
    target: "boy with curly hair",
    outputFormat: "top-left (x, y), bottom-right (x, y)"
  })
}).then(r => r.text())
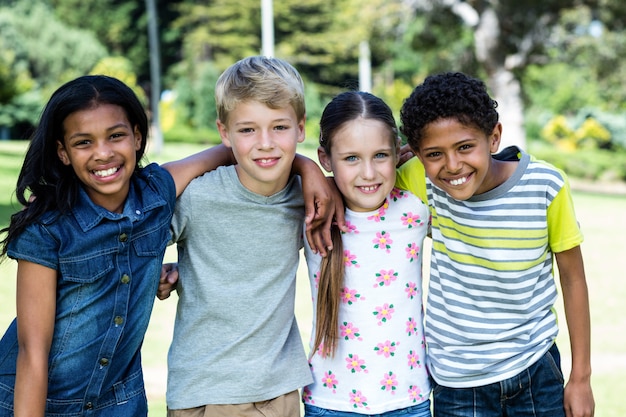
top-left (396, 72), bottom-right (594, 417)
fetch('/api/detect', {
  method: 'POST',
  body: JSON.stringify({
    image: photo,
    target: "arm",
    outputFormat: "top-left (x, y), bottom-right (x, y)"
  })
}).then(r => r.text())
top-left (163, 144), bottom-right (235, 197)
top-left (14, 260), bottom-right (57, 417)
top-left (555, 246), bottom-right (595, 417)
top-left (292, 153), bottom-right (345, 256)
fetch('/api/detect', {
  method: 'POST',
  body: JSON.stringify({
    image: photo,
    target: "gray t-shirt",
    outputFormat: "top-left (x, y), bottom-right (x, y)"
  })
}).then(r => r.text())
top-left (167, 165), bottom-right (311, 408)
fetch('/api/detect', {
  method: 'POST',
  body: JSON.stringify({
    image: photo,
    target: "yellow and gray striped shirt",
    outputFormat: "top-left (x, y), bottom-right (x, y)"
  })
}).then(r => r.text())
top-left (397, 147), bottom-right (582, 387)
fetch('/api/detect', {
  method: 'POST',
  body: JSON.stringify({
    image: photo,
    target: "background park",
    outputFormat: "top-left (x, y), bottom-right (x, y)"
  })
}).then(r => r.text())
top-left (1, 0), bottom-right (626, 415)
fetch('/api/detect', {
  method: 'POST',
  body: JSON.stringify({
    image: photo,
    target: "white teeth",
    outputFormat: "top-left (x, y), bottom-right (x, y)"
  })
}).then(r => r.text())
top-left (360, 185), bottom-right (377, 192)
top-left (449, 177), bottom-right (467, 186)
top-left (93, 167), bottom-right (119, 177)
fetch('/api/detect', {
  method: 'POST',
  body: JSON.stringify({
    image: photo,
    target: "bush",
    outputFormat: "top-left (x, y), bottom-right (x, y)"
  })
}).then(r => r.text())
top-left (164, 124), bottom-right (221, 145)
top-left (529, 141), bottom-right (626, 182)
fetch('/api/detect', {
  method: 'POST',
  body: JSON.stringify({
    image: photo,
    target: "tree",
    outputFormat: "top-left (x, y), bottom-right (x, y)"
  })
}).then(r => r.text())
top-left (409, 0), bottom-right (607, 150)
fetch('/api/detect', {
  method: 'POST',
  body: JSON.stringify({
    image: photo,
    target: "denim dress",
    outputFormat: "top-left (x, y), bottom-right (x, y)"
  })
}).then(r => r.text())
top-left (0, 163), bottom-right (175, 417)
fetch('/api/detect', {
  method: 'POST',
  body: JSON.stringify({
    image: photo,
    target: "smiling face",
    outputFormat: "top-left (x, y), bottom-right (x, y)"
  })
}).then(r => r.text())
top-left (415, 118), bottom-right (505, 201)
top-left (319, 117), bottom-right (398, 212)
top-left (57, 103), bottom-right (142, 213)
top-left (217, 100), bottom-right (305, 196)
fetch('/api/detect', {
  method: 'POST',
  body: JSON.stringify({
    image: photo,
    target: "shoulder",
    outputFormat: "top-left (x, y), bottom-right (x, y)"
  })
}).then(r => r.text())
top-left (136, 163), bottom-right (177, 201)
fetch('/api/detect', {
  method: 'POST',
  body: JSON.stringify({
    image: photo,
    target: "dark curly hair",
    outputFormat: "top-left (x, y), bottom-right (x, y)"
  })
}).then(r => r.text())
top-left (399, 72), bottom-right (499, 152)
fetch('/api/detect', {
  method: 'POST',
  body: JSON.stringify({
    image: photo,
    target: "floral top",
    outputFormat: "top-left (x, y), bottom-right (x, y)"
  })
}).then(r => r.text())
top-left (303, 188), bottom-right (431, 414)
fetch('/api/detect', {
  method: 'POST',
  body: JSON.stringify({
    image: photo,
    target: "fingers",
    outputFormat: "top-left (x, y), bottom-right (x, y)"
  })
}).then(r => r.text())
top-left (157, 263), bottom-right (179, 300)
top-left (397, 144), bottom-right (415, 167)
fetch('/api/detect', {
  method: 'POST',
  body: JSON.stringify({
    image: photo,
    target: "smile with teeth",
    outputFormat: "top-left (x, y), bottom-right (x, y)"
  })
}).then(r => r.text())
top-left (93, 166), bottom-right (120, 177)
top-left (358, 185), bottom-right (379, 192)
top-left (449, 176), bottom-right (468, 186)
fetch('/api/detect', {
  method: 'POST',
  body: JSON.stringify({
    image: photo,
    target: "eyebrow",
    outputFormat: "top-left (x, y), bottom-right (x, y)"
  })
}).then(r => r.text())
top-left (66, 123), bottom-right (130, 140)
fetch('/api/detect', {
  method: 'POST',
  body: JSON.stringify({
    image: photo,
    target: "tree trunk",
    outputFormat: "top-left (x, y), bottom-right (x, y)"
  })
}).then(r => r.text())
top-left (473, 6), bottom-right (527, 150)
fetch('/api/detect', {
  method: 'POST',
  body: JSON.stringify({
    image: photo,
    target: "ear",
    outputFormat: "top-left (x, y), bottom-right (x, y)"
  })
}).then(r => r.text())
top-left (216, 119), bottom-right (232, 148)
top-left (296, 116), bottom-right (306, 144)
top-left (489, 122), bottom-right (503, 153)
top-left (317, 146), bottom-right (333, 173)
top-left (134, 126), bottom-right (142, 151)
top-left (57, 141), bottom-right (70, 165)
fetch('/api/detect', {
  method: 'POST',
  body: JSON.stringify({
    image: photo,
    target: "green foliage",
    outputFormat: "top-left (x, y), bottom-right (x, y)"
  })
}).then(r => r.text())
top-left (10, 2), bottom-right (107, 84)
top-left (163, 124), bottom-right (220, 145)
top-left (91, 57), bottom-right (148, 106)
top-left (168, 61), bottom-right (220, 132)
top-left (531, 141), bottom-right (626, 182)
top-left (540, 109), bottom-right (625, 152)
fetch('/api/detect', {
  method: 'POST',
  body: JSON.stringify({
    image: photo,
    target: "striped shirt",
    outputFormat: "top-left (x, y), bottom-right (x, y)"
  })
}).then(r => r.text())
top-left (396, 147), bottom-right (583, 387)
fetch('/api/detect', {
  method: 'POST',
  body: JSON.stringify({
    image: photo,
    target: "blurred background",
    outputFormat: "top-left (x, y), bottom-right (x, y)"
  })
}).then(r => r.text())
top-left (0, 0), bottom-right (626, 180)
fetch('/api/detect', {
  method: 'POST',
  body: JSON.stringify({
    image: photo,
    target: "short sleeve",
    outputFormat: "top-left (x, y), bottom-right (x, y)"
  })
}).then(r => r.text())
top-left (7, 222), bottom-right (59, 270)
top-left (396, 158), bottom-right (428, 204)
top-left (547, 176), bottom-right (583, 253)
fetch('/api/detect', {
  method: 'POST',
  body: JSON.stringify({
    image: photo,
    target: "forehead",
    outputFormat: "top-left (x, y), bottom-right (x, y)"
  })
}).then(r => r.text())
top-left (63, 104), bottom-right (130, 131)
top-left (330, 118), bottom-right (395, 151)
top-left (227, 100), bottom-right (299, 126)
top-left (420, 118), bottom-right (486, 147)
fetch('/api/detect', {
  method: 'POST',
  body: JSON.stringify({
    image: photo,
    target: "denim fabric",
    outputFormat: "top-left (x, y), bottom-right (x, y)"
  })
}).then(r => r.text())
top-left (304, 400), bottom-right (431, 417)
top-left (0, 163), bottom-right (175, 417)
top-left (432, 343), bottom-right (565, 417)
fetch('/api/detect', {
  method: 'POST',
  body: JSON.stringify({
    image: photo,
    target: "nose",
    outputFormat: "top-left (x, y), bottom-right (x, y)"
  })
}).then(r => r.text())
top-left (258, 130), bottom-right (275, 150)
top-left (445, 153), bottom-right (462, 173)
top-left (361, 160), bottom-right (376, 180)
top-left (94, 140), bottom-right (114, 160)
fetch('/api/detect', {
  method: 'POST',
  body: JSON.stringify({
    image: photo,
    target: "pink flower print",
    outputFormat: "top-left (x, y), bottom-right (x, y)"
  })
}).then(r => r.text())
top-left (372, 231), bottom-right (393, 253)
top-left (406, 317), bottom-right (417, 336)
top-left (344, 250), bottom-right (360, 268)
top-left (373, 303), bottom-right (395, 325)
top-left (367, 199), bottom-right (389, 222)
top-left (405, 243), bottom-right (419, 262)
top-left (390, 188), bottom-right (407, 201)
top-left (322, 370), bottom-right (338, 393)
top-left (374, 340), bottom-right (398, 358)
top-left (374, 269), bottom-right (397, 287)
top-left (401, 212), bottom-right (424, 229)
top-left (345, 220), bottom-right (359, 234)
top-left (341, 287), bottom-right (362, 305)
top-left (345, 353), bottom-right (368, 373)
top-left (349, 390), bottom-right (369, 409)
top-left (408, 385), bottom-right (424, 403)
top-left (302, 386), bottom-right (314, 404)
top-left (407, 350), bottom-right (422, 369)
top-left (340, 322), bottom-right (362, 341)
top-left (405, 282), bottom-right (418, 299)
top-left (380, 372), bottom-right (398, 393)
top-left (313, 270), bottom-right (320, 289)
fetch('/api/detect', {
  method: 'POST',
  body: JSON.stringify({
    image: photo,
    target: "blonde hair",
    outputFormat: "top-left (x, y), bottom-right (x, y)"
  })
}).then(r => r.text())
top-left (215, 56), bottom-right (306, 126)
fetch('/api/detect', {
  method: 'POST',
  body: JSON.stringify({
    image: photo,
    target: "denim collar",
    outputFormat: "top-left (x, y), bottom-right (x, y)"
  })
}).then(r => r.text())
top-left (71, 169), bottom-right (168, 232)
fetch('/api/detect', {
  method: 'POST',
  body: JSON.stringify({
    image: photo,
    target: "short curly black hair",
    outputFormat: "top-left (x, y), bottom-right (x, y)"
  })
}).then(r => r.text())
top-left (400, 72), bottom-right (499, 152)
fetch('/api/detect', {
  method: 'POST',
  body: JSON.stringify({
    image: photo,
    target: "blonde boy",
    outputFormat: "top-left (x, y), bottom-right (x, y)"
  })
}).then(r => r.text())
top-left (166, 56), bottom-right (312, 417)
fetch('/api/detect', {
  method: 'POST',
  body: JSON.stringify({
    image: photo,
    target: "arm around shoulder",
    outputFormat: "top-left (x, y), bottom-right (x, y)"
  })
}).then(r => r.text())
top-left (163, 144), bottom-right (235, 197)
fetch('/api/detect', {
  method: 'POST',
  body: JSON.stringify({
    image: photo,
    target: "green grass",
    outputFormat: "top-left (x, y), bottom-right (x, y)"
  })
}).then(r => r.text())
top-left (0, 141), bottom-right (625, 416)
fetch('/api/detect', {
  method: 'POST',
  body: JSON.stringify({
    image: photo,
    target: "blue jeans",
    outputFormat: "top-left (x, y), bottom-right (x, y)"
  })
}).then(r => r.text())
top-left (432, 343), bottom-right (565, 417)
top-left (304, 400), bottom-right (431, 417)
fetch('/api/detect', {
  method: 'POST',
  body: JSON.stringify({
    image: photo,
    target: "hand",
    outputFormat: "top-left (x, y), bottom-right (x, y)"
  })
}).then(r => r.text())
top-left (397, 143), bottom-right (415, 167)
top-left (157, 263), bottom-right (179, 300)
top-left (564, 378), bottom-right (594, 417)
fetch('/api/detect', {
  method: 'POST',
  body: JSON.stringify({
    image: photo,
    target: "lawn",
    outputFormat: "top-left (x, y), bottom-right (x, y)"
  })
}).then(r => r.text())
top-left (0, 140), bottom-right (624, 416)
